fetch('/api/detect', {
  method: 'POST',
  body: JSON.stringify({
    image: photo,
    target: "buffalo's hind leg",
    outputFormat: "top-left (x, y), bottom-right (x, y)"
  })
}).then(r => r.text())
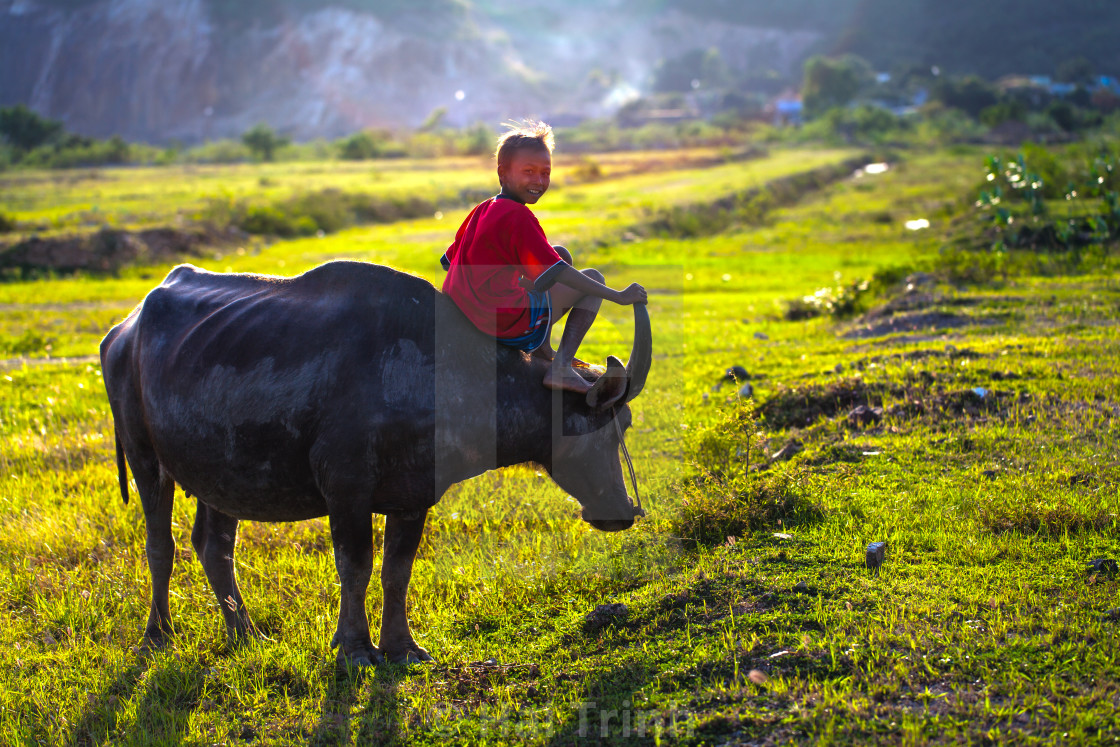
top-left (328, 508), bottom-right (382, 667)
top-left (136, 464), bottom-right (176, 649)
top-left (191, 500), bottom-right (259, 643)
top-left (378, 511), bottom-right (434, 664)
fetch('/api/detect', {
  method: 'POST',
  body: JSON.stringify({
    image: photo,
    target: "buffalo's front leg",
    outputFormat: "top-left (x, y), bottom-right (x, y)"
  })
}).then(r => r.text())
top-left (328, 509), bottom-right (382, 667)
top-left (191, 500), bottom-right (258, 642)
top-left (378, 511), bottom-right (434, 664)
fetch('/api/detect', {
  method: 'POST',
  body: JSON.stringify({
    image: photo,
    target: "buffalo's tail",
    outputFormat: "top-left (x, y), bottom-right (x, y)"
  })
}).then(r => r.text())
top-left (115, 429), bottom-right (129, 505)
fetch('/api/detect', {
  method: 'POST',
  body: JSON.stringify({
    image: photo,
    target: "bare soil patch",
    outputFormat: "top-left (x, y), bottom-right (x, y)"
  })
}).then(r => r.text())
top-left (841, 310), bottom-right (995, 340)
top-left (0, 225), bottom-right (237, 277)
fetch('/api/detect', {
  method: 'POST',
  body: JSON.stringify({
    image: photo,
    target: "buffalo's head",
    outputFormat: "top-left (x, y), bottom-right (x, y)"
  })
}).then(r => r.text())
top-left (548, 304), bottom-right (652, 532)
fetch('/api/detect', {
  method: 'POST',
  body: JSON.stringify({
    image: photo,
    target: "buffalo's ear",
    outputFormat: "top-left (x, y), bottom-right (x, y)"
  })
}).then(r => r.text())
top-left (586, 356), bottom-right (627, 409)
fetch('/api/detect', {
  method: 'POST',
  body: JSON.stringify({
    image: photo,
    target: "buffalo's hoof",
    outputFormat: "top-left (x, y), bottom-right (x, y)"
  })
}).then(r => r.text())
top-left (140, 626), bottom-right (173, 651)
top-left (336, 645), bottom-right (383, 669)
top-left (384, 645), bottom-right (435, 665)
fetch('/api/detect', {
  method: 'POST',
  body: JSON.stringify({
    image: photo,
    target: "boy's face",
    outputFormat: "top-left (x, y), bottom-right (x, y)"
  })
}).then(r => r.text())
top-left (498, 147), bottom-right (551, 205)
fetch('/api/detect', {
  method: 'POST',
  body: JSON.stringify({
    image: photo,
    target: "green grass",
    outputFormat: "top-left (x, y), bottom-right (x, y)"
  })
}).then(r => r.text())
top-left (1, 145), bottom-right (1118, 745)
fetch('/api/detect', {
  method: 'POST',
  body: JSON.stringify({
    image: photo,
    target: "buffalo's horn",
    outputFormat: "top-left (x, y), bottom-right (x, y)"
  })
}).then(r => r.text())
top-left (624, 303), bottom-right (652, 402)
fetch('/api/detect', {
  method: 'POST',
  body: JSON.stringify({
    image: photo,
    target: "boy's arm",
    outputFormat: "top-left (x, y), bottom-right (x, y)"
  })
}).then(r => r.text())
top-left (540, 264), bottom-right (647, 305)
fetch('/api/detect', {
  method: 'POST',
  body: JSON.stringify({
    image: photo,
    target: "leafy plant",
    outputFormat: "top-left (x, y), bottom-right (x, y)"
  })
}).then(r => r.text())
top-left (974, 145), bottom-right (1119, 262)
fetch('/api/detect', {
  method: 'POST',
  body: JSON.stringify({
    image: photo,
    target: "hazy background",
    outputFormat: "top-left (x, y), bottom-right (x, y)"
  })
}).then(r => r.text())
top-left (4, 0), bottom-right (1119, 145)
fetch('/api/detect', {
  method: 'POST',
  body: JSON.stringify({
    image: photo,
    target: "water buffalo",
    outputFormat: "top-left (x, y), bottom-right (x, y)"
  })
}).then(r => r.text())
top-left (100, 260), bottom-right (650, 665)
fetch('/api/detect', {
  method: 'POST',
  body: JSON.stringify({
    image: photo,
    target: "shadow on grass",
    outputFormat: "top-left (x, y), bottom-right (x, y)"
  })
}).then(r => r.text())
top-left (309, 660), bottom-right (409, 745)
top-left (542, 663), bottom-right (693, 746)
top-left (65, 653), bottom-right (206, 746)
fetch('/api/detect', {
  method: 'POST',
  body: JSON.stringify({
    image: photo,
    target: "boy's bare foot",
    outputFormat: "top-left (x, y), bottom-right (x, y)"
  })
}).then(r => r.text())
top-left (531, 346), bottom-right (556, 362)
top-left (543, 365), bottom-right (592, 393)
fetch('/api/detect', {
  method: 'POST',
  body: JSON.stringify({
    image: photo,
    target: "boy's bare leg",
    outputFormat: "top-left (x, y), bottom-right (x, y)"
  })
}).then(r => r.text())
top-left (543, 287), bottom-right (603, 393)
top-left (531, 246), bottom-right (573, 365)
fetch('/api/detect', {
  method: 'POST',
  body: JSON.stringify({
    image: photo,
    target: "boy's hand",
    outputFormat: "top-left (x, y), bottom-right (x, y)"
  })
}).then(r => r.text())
top-left (616, 283), bottom-right (647, 305)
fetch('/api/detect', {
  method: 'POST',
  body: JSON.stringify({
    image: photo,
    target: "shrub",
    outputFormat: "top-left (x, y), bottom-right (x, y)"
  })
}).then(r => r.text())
top-left (0, 211), bottom-right (15, 232)
top-left (338, 129), bottom-right (400, 160)
top-left (238, 204), bottom-right (316, 238)
top-left (287, 189), bottom-right (350, 233)
top-left (183, 139), bottom-right (252, 164)
top-left (568, 156), bottom-right (603, 183)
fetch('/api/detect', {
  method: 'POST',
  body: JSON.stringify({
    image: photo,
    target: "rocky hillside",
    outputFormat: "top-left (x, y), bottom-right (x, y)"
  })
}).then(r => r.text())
top-left (0, 0), bottom-right (820, 143)
top-left (3, 0), bottom-right (1118, 144)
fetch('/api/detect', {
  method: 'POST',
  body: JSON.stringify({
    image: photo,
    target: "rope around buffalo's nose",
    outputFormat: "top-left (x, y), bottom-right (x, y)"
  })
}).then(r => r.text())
top-left (613, 407), bottom-right (644, 518)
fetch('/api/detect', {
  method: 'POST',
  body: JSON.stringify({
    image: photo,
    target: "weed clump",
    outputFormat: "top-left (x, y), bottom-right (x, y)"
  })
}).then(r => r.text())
top-left (673, 400), bottom-right (824, 547)
top-left (976, 498), bottom-right (1115, 537)
top-left (674, 469), bottom-right (825, 549)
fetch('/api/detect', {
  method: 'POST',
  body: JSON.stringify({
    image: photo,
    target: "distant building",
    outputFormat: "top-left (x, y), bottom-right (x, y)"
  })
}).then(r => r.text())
top-left (767, 92), bottom-right (803, 126)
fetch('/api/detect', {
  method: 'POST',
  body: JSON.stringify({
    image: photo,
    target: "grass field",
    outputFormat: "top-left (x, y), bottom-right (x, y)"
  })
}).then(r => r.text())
top-left (1, 144), bottom-right (1118, 746)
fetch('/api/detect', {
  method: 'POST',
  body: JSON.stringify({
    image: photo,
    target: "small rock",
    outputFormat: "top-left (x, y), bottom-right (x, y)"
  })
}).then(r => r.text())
top-left (754, 332), bottom-right (769, 340)
top-left (1103, 608), bottom-right (1120, 621)
top-left (1087, 558), bottom-right (1119, 576)
top-left (748, 669), bottom-right (769, 685)
top-left (738, 382), bottom-right (753, 398)
top-left (866, 541), bottom-right (887, 572)
top-left (847, 405), bottom-right (884, 427)
top-left (723, 365), bottom-right (751, 382)
top-left (834, 362), bottom-right (844, 374)
top-left (773, 532), bottom-right (793, 540)
top-left (771, 438), bottom-right (803, 462)
top-left (792, 581), bottom-right (810, 594)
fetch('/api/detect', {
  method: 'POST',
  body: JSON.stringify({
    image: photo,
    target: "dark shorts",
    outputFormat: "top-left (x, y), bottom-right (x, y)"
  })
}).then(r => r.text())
top-left (497, 289), bottom-right (551, 352)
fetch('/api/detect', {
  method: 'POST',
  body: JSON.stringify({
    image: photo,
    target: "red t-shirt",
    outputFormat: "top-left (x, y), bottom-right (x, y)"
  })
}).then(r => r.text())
top-left (441, 197), bottom-right (565, 338)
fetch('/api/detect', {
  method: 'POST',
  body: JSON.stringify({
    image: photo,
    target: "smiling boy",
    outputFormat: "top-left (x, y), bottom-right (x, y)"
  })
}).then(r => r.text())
top-left (440, 121), bottom-right (646, 393)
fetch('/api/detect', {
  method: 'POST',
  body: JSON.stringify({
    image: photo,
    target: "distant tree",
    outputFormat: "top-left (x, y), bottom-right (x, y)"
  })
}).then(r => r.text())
top-left (241, 123), bottom-right (289, 162)
top-left (979, 99), bottom-right (1027, 127)
top-left (1046, 100), bottom-right (1077, 131)
top-left (1056, 56), bottom-right (1095, 85)
top-left (0, 104), bottom-right (64, 152)
top-left (931, 75), bottom-right (999, 119)
top-left (801, 55), bottom-right (873, 118)
top-left (419, 107), bottom-right (447, 132)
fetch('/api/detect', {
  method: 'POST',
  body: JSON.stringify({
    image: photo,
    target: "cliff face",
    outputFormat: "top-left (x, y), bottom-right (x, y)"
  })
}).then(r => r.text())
top-left (0, 0), bottom-right (819, 143)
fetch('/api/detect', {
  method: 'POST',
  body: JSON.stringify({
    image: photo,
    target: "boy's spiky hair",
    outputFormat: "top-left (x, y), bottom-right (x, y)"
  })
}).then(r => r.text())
top-left (495, 120), bottom-right (554, 169)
